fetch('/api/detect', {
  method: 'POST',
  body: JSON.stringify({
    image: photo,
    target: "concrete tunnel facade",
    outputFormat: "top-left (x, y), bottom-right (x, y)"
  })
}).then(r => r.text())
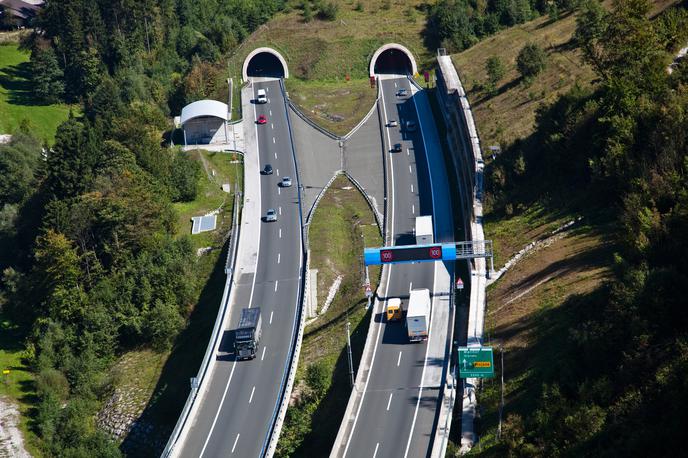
top-left (369, 43), bottom-right (418, 77)
top-left (243, 47), bottom-right (290, 80)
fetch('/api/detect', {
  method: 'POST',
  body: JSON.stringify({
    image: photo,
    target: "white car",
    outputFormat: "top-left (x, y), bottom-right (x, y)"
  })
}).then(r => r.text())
top-left (264, 209), bottom-right (277, 222)
top-left (281, 176), bottom-right (292, 187)
top-left (388, 120), bottom-right (398, 127)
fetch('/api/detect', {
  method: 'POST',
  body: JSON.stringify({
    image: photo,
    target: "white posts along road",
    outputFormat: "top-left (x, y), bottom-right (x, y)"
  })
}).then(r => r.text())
top-left (176, 79), bottom-right (303, 458)
top-left (340, 75), bottom-right (454, 458)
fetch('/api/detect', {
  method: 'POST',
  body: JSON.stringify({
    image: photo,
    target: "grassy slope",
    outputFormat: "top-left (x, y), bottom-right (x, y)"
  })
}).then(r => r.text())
top-left (231, 0), bottom-right (432, 135)
top-left (446, 1), bottom-right (681, 455)
top-left (277, 174), bottom-right (382, 456)
top-left (108, 151), bottom-right (243, 454)
top-left (0, 45), bottom-right (74, 143)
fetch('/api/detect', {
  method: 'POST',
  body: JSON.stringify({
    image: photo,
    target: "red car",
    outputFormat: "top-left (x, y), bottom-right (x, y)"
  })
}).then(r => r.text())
top-left (257, 114), bottom-right (267, 124)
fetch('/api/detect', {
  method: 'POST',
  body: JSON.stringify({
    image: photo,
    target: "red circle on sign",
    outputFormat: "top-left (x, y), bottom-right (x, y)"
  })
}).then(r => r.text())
top-left (429, 247), bottom-right (441, 259)
top-left (381, 250), bottom-right (393, 262)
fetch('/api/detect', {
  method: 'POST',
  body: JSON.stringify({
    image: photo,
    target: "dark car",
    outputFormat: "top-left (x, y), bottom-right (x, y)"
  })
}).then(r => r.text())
top-left (405, 120), bottom-right (417, 132)
top-left (391, 143), bottom-right (402, 153)
top-left (397, 88), bottom-right (408, 97)
top-left (263, 164), bottom-right (273, 175)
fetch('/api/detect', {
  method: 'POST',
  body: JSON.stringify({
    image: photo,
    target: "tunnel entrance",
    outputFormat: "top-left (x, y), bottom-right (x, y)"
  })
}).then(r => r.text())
top-left (370, 44), bottom-right (418, 77)
top-left (243, 48), bottom-right (289, 80)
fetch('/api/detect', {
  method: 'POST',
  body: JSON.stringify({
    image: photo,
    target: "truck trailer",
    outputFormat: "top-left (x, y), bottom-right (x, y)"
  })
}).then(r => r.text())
top-left (415, 216), bottom-right (434, 245)
top-left (234, 307), bottom-right (262, 360)
top-left (406, 289), bottom-right (431, 342)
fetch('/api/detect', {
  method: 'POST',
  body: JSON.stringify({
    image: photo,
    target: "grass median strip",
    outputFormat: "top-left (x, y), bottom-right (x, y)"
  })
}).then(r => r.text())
top-left (276, 174), bottom-right (381, 457)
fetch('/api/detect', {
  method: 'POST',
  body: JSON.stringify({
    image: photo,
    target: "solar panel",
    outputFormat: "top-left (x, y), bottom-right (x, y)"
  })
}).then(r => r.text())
top-left (191, 214), bottom-right (217, 235)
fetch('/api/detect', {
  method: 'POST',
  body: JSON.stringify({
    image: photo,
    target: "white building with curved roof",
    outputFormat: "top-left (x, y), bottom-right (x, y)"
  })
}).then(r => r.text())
top-left (180, 100), bottom-right (229, 146)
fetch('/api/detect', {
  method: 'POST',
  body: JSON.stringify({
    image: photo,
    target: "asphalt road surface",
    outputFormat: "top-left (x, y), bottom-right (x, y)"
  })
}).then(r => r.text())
top-left (342, 75), bottom-right (442, 458)
top-left (178, 79), bottom-right (303, 458)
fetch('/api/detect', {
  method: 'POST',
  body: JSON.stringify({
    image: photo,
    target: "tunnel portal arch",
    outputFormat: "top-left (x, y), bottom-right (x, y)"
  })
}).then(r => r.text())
top-left (369, 43), bottom-right (418, 77)
top-left (243, 47), bottom-right (289, 80)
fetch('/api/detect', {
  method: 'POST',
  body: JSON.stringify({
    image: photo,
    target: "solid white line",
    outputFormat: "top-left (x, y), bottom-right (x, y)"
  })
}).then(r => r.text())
top-left (278, 253), bottom-right (281, 264)
top-left (249, 386), bottom-right (256, 404)
top-left (403, 263), bottom-right (439, 458)
top-left (231, 434), bottom-right (240, 454)
top-left (269, 311), bottom-right (274, 324)
top-left (199, 362), bottom-right (238, 457)
top-left (373, 442), bottom-right (380, 458)
top-left (275, 280), bottom-right (279, 292)
top-left (262, 346), bottom-right (267, 360)
top-left (387, 393), bottom-right (393, 411)
top-left (397, 351), bottom-right (402, 366)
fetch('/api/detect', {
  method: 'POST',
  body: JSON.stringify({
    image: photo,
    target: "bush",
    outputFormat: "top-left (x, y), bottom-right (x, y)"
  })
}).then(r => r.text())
top-left (485, 56), bottom-right (506, 92)
top-left (516, 42), bottom-right (547, 79)
top-left (317, 1), bottom-right (338, 21)
top-left (170, 150), bottom-right (201, 202)
top-left (306, 361), bottom-right (330, 399)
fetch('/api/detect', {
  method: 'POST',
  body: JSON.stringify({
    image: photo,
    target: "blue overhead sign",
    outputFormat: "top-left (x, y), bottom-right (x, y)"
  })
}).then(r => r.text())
top-left (364, 244), bottom-right (456, 265)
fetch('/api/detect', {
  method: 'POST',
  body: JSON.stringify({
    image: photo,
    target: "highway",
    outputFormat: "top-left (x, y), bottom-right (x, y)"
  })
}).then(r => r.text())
top-left (177, 79), bottom-right (303, 458)
top-left (341, 75), bottom-right (452, 458)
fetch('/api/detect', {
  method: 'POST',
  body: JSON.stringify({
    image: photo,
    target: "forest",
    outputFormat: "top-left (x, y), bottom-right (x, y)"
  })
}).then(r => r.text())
top-left (0, 0), bottom-right (283, 456)
top-left (484, 0), bottom-right (688, 454)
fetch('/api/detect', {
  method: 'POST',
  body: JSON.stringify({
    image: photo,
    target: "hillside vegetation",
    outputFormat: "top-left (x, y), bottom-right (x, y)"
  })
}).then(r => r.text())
top-left (451, 0), bottom-right (688, 455)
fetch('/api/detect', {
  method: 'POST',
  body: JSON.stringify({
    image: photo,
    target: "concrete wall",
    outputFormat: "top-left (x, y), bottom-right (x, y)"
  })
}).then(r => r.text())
top-left (183, 117), bottom-right (228, 145)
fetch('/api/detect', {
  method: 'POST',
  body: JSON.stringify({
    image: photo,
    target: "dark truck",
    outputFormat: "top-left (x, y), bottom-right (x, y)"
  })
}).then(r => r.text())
top-left (234, 308), bottom-right (262, 360)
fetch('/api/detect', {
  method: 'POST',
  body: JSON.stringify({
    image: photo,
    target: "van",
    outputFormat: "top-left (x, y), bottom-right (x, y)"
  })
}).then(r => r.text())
top-left (257, 89), bottom-right (267, 104)
top-left (386, 298), bottom-right (403, 322)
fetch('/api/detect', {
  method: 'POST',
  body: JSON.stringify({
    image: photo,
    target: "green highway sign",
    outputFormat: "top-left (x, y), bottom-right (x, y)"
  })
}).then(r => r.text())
top-left (458, 346), bottom-right (495, 378)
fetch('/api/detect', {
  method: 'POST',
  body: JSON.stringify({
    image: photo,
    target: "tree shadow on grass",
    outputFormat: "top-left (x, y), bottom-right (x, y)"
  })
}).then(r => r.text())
top-left (120, 238), bottom-right (229, 457)
top-left (0, 61), bottom-right (50, 106)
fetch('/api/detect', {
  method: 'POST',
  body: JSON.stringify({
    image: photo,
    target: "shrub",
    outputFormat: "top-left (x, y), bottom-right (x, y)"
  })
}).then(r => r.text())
top-left (516, 42), bottom-right (547, 79)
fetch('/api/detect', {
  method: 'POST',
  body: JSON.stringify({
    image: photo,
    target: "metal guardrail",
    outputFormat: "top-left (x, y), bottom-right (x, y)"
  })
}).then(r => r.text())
top-left (261, 79), bottom-right (309, 458)
top-left (287, 99), bottom-right (341, 140)
top-left (162, 190), bottom-right (243, 457)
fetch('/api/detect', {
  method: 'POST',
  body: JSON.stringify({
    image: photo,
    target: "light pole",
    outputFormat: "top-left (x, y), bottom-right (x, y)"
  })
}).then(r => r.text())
top-left (346, 321), bottom-right (355, 388)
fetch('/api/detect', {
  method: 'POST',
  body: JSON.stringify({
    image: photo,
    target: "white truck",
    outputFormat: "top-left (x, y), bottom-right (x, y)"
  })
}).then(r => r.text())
top-left (256, 88), bottom-right (267, 104)
top-left (406, 288), bottom-right (431, 342)
top-left (415, 215), bottom-right (433, 245)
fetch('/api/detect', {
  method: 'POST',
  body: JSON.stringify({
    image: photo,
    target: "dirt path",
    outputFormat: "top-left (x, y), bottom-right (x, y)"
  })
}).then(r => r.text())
top-left (0, 396), bottom-right (30, 458)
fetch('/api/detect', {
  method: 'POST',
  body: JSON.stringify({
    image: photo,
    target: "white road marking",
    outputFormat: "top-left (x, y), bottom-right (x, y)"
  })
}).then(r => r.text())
top-left (277, 169), bottom-right (279, 175)
top-left (266, 87), bottom-right (269, 92)
top-left (397, 351), bottom-right (402, 366)
top-left (231, 434), bottom-right (240, 453)
top-left (278, 187), bottom-right (281, 195)
top-left (273, 137), bottom-right (275, 144)
top-left (261, 346), bottom-right (267, 360)
top-left (278, 253), bottom-right (281, 264)
top-left (269, 109), bottom-right (272, 116)
top-left (274, 152), bottom-right (277, 159)
top-left (373, 442), bottom-right (380, 458)
top-left (409, 282), bottom-right (413, 292)
top-left (275, 280), bottom-right (279, 292)
top-left (407, 148), bottom-right (410, 156)
top-left (387, 393), bottom-right (393, 411)
top-left (249, 386), bottom-right (255, 404)
top-left (271, 123), bottom-right (274, 129)
top-left (269, 311), bottom-right (274, 324)
top-left (279, 228), bottom-right (282, 238)
top-left (200, 363), bottom-right (238, 457)
top-left (409, 165), bottom-right (412, 174)
top-left (411, 184), bottom-right (414, 193)
top-left (394, 82), bottom-right (398, 88)
top-left (279, 206), bottom-right (282, 215)
top-left (412, 204), bottom-right (415, 214)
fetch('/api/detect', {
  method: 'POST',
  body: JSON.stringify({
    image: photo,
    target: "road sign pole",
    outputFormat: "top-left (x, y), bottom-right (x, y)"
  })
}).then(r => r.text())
top-left (498, 346), bottom-right (504, 439)
top-left (346, 321), bottom-right (355, 388)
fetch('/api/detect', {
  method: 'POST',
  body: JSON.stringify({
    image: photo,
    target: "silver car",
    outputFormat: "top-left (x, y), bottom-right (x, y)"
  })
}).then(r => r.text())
top-left (281, 176), bottom-right (292, 187)
top-left (397, 88), bottom-right (408, 97)
top-left (264, 209), bottom-right (277, 222)
top-left (388, 120), bottom-right (398, 127)
top-left (405, 120), bottom-right (417, 132)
